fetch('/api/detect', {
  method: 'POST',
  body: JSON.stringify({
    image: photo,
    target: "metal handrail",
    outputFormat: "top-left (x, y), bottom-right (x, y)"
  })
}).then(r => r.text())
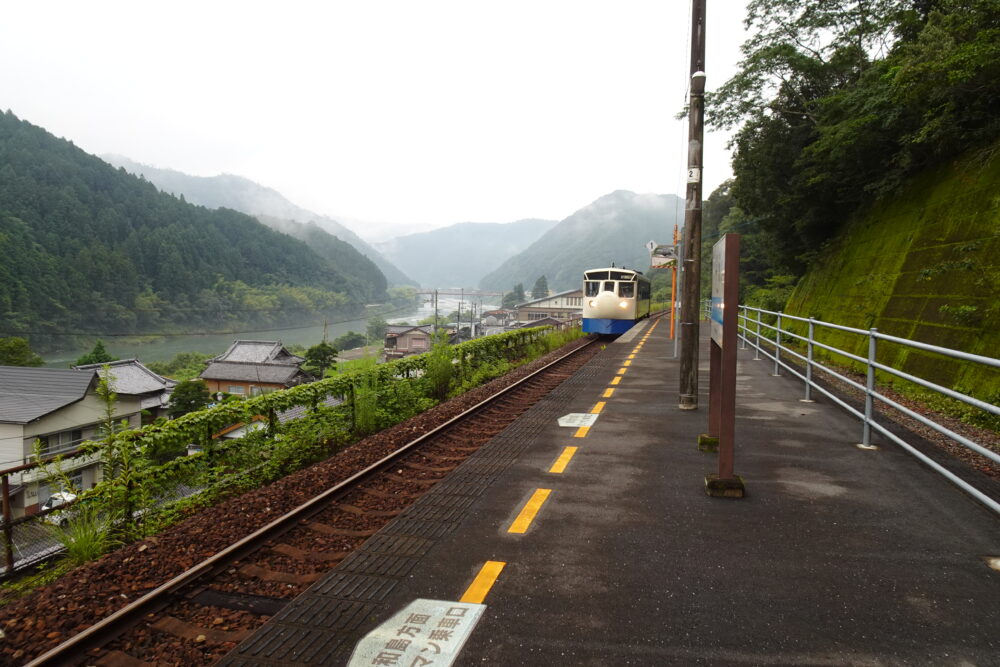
top-left (737, 305), bottom-right (1000, 517)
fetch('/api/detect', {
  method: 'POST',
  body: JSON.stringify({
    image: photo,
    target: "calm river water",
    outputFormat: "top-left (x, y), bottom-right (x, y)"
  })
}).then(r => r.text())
top-left (43, 295), bottom-right (491, 367)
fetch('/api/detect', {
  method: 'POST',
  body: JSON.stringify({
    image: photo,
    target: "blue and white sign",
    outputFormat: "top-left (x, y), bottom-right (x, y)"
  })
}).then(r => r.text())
top-left (710, 237), bottom-right (728, 346)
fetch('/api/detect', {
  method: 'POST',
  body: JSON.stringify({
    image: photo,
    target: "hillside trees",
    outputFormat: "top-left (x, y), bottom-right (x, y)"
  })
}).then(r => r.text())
top-left (714, 0), bottom-right (1000, 278)
top-left (531, 276), bottom-right (549, 298)
top-left (0, 111), bottom-right (385, 348)
top-left (0, 337), bottom-right (44, 366)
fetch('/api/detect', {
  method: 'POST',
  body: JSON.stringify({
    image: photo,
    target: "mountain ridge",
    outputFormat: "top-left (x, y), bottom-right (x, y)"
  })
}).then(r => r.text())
top-left (102, 155), bottom-right (415, 286)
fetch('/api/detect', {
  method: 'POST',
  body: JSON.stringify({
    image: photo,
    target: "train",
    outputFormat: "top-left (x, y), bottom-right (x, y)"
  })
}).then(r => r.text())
top-left (581, 266), bottom-right (651, 334)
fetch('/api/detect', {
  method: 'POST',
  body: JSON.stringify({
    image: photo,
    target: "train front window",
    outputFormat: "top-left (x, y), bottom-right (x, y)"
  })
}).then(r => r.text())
top-left (585, 281), bottom-right (600, 297)
top-left (618, 283), bottom-right (634, 298)
top-left (604, 281), bottom-right (615, 293)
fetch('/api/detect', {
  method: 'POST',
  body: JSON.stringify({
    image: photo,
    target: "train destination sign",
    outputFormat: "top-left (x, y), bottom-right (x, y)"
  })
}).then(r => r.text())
top-left (557, 413), bottom-right (599, 428)
top-left (349, 599), bottom-right (486, 667)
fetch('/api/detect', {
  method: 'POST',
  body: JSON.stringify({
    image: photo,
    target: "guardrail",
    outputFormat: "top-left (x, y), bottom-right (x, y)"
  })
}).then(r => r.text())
top-left (737, 305), bottom-right (1000, 517)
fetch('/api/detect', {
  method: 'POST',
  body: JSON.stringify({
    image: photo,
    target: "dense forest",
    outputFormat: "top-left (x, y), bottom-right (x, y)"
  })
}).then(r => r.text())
top-left (703, 0), bottom-right (1000, 294)
top-left (0, 111), bottom-right (388, 350)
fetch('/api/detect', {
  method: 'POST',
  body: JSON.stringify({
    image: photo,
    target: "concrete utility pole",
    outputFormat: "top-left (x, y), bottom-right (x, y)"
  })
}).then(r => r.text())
top-left (678, 0), bottom-right (707, 410)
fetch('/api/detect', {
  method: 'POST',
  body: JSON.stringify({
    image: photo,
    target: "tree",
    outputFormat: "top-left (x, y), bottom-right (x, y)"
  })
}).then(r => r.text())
top-left (0, 337), bottom-right (44, 366)
top-left (502, 283), bottom-right (527, 308)
top-left (167, 379), bottom-right (212, 418)
top-left (334, 331), bottom-right (367, 351)
top-left (531, 275), bottom-right (549, 299)
top-left (75, 340), bottom-right (116, 366)
top-left (367, 316), bottom-right (388, 343)
top-left (304, 341), bottom-right (338, 377)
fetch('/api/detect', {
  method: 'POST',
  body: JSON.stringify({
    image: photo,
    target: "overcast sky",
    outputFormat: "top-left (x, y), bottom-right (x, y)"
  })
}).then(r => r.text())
top-left (1, 1), bottom-right (748, 235)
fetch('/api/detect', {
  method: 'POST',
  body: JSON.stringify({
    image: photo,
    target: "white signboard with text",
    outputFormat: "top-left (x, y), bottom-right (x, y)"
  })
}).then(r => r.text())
top-left (349, 599), bottom-right (486, 667)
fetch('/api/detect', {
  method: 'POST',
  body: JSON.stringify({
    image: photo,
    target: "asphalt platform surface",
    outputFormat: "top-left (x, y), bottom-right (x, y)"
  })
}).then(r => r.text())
top-left (225, 317), bottom-right (1000, 666)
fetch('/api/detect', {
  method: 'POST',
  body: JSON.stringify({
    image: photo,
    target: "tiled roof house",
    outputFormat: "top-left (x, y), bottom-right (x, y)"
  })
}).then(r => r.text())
top-left (200, 340), bottom-right (313, 396)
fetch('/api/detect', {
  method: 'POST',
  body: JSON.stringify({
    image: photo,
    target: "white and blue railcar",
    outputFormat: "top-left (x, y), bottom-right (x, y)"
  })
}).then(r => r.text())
top-left (582, 267), bottom-right (652, 334)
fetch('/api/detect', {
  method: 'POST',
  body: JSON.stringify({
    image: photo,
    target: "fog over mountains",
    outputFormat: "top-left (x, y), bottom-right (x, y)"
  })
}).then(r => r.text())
top-left (102, 155), bottom-right (415, 287)
top-left (375, 220), bottom-right (557, 288)
top-left (104, 157), bottom-right (682, 295)
top-left (479, 191), bottom-right (683, 293)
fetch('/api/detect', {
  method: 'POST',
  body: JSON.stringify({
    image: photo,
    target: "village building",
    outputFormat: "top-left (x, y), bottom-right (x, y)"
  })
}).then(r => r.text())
top-left (514, 289), bottom-right (584, 323)
top-left (73, 359), bottom-right (175, 424)
top-left (200, 340), bottom-right (313, 396)
top-left (0, 366), bottom-right (143, 517)
top-left (384, 325), bottom-right (434, 360)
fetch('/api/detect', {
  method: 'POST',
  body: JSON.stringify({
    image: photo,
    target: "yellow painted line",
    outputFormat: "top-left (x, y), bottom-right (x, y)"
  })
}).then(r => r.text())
top-left (628, 354), bottom-right (636, 359)
top-left (591, 401), bottom-right (606, 414)
top-left (617, 367), bottom-right (627, 375)
top-left (602, 388), bottom-right (615, 398)
top-left (610, 376), bottom-right (622, 385)
top-left (549, 446), bottom-right (578, 473)
top-left (574, 426), bottom-right (590, 438)
top-left (508, 489), bottom-right (552, 534)
top-left (623, 360), bottom-right (632, 366)
top-left (460, 560), bottom-right (506, 603)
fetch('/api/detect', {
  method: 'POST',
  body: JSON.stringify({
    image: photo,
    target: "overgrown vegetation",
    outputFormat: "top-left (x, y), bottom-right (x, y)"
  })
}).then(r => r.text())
top-left (706, 0), bottom-right (1000, 289)
top-left (17, 325), bottom-right (583, 586)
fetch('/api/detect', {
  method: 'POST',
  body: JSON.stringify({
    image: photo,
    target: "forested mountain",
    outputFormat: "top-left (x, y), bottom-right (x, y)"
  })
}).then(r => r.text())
top-left (103, 155), bottom-right (415, 286)
top-left (255, 215), bottom-right (387, 297)
top-left (710, 0), bottom-right (1000, 284)
top-left (375, 219), bottom-right (557, 288)
top-left (479, 191), bottom-right (682, 293)
top-left (0, 111), bottom-right (384, 348)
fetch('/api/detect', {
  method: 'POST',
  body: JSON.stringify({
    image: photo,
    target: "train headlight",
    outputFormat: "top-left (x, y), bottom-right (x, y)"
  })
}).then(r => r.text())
top-left (588, 299), bottom-right (596, 308)
top-left (619, 300), bottom-right (628, 309)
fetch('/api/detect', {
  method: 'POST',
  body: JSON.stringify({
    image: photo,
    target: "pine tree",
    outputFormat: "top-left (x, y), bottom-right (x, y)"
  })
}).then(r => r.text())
top-left (75, 340), bottom-right (116, 366)
top-left (531, 275), bottom-right (549, 299)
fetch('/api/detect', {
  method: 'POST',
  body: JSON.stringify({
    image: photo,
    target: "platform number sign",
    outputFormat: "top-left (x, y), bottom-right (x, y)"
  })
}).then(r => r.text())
top-left (687, 168), bottom-right (701, 184)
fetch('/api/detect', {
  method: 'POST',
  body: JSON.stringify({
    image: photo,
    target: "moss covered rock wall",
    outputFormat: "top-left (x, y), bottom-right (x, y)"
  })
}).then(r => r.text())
top-left (784, 148), bottom-right (1000, 398)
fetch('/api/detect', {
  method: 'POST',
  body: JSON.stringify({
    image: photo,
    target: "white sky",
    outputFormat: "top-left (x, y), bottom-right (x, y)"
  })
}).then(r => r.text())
top-left (0, 0), bottom-right (748, 231)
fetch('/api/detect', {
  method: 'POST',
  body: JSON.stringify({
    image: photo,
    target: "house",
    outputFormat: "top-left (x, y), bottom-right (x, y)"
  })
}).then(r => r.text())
top-left (200, 340), bottom-right (314, 396)
top-left (0, 366), bottom-right (143, 517)
top-left (384, 325), bottom-right (434, 360)
top-left (514, 289), bottom-right (584, 323)
top-left (73, 359), bottom-right (176, 423)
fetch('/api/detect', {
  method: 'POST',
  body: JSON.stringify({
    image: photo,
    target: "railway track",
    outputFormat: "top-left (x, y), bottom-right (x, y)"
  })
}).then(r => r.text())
top-left (17, 336), bottom-right (601, 666)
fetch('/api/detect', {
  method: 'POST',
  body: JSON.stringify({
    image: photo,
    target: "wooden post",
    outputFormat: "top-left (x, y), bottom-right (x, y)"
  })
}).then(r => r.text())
top-left (2, 476), bottom-right (13, 574)
top-left (678, 0), bottom-right (707, 409)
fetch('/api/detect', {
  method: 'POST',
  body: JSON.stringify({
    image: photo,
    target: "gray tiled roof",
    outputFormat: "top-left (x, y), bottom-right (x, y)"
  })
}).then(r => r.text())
top-left (73, 359), bottom-right (176, 395)
top-left (514, 288), bottom-right (582, 309)
top-left (212, 340), bottom-right (305, 364)
top-left (0, 367), bottom-right (97, 424)
top-left (200, 361), bottom-right (304, 384)
top-left (386, 325), bottom-right (433, 335)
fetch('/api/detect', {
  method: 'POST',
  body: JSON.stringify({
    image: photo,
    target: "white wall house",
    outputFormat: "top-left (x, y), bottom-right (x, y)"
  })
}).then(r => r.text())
top-left (0, 367), bottom-right (142, 517)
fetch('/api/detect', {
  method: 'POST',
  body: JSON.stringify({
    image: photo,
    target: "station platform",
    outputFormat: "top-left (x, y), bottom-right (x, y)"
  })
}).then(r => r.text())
top-left (221, 317), bottom-right (1000, 666)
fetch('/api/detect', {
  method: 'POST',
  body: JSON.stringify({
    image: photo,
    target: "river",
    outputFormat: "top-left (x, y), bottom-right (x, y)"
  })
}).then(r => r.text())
top-left (43, 295), bottom-right (495, 367)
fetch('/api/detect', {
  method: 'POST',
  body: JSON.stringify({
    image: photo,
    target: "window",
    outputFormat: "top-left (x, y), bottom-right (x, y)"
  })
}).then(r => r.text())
top-left (250, 386), bottom-right (263, 396)
top-left (39, 429), bottom-right (84, 457)
top-left (228, 385), bottom-right (245, 394)
top-left (585, 282), bottom-right (600, 297)
top-left (610, 271), bottom-right (634, 281)
top-left (585, 271), bottom-right (609, 280)
top-left (411, 337), bottom-right (428, 349)
top-left (604, 281), bottom-right (615, 293)
top-left (618, 283), bottom-right (635, 298)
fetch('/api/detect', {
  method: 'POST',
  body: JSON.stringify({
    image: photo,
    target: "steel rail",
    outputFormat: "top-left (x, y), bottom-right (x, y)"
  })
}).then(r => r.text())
top-left (26, 337), bottom-right (599, 667)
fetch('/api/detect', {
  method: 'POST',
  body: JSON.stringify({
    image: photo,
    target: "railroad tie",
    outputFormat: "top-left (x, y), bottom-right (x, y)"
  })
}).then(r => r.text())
top-left (360, 487), bottom-right (423, 501)
top-left (150, 615), bottom-right (252, 643)
top-left (94, 651), bottom-right (154, 667)
top-left (402, 461), bottom-right (457, 473)
top-left (336, 503), bottom-right (402, 518)
top-left (381, 473), bottom-right (438, 486)
top-left (271, 542), bottom-right (349, 563)
top-left (239, 564), bottom-right (323, 584)
top-left (305, 522), bottom-right (380, 538)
